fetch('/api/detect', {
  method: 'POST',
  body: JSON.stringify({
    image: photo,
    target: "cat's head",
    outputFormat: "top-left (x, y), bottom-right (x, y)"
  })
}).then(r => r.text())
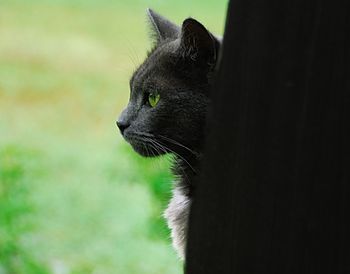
top-left (117, 9), bottom-right (220, 158)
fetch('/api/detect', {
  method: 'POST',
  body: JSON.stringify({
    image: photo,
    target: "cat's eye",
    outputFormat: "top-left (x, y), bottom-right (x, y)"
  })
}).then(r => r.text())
top-left (148, 93), bottom-right (160, 107)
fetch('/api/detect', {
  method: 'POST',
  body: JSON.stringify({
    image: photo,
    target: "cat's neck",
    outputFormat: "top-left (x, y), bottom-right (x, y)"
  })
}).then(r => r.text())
top-left (172, 152), bottom-right (202, 197)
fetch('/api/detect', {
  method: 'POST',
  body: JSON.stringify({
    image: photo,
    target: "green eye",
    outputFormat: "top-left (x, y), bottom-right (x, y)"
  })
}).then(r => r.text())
top-left (148, 93), bottom-right (160, 107)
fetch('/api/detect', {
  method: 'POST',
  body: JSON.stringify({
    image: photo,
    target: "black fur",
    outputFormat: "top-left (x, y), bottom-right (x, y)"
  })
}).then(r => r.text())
top-left (117, 9), bottom-right (221, 259)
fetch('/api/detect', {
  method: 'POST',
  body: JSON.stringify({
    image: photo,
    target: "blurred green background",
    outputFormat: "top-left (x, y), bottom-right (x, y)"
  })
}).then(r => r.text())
top-left (0, 0), bottom-right (227, 273)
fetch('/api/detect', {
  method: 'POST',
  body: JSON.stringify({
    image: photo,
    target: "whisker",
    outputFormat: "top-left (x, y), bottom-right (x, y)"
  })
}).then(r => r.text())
top-left (146, 138), bottom-right (190, 182)
top-left (131, 132), bottom-right (197, 175)
top-left (157, 134), bottom-right (199, 156)
top-left (147, 137), bottom-right (197, 174)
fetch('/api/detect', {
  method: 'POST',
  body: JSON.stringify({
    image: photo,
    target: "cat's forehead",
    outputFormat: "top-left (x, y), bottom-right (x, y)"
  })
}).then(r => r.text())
top-left (130, 40), bottom-right (182, 91)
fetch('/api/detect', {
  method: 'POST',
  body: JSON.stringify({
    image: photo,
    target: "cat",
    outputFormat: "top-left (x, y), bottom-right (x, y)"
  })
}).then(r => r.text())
top-left (117, 9), bottom-right (221, 260)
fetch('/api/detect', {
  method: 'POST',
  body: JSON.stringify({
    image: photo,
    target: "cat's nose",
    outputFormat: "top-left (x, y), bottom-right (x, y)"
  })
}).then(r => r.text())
top-left (116, 120), bottom-right (130, 135)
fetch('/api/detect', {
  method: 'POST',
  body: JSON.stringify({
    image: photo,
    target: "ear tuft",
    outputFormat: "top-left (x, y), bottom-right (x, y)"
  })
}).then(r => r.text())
top-left (147, 8), bottom-right (180, 43)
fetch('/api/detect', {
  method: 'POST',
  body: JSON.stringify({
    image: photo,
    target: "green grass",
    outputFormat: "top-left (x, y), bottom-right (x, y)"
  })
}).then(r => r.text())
top-left (0, 0), bottom-right (227, 273)
top-left (0, 145), bottom-right (49, 274)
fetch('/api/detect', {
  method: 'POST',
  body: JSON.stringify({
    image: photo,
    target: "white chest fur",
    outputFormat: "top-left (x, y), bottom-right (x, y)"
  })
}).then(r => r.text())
top-left (164, 185), bottom-right (191, 260)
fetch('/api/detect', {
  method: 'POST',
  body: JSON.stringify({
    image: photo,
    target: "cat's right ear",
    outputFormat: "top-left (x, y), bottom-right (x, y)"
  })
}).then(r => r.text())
top-left (147, 9), bottom-right (180, 43)
top-left (179, 18), bottom-right (219, 65)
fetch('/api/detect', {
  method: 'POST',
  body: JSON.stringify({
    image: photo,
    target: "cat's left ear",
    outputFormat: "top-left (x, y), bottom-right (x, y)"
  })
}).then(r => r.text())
top-left (180, 18), bottom-right (219, 64)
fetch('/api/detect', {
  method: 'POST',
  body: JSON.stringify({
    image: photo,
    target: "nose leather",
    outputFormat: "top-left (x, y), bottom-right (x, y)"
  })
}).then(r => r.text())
top-left (116, 120), bottom-right (130, 135)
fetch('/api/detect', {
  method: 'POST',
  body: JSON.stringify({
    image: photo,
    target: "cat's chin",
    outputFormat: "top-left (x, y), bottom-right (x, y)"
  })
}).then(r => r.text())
top-left (130, 142), bottom-right (166, 158)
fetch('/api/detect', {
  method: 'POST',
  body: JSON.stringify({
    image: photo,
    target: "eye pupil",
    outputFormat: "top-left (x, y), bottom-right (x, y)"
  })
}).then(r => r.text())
top-left (148, 93), bottom-right (160, 107)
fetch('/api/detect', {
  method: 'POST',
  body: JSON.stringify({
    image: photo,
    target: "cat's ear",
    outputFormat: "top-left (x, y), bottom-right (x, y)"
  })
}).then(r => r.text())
top-left (180, 18), bottom-right (219, 64)
top-left (147, 9), bottom-right (180, 43)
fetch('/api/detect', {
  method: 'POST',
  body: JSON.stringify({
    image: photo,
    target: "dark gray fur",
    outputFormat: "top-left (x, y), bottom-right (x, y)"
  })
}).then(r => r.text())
top-left (117, 9), bottom-right (221, 260)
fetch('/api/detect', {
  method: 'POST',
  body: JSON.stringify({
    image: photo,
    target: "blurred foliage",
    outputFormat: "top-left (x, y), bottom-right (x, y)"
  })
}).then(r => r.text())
top-left (0, 0), bottom-right (227, 273)
top-left (0, 146), bottom-right (48, 274)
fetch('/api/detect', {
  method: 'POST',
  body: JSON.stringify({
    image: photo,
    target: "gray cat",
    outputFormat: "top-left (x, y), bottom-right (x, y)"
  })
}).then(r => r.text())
top-left (117, 9), bottom-right (221, 259)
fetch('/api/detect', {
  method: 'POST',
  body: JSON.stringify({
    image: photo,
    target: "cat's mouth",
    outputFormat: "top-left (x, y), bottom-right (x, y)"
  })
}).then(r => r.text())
top-left (124, 132), bottom-right (168, 157)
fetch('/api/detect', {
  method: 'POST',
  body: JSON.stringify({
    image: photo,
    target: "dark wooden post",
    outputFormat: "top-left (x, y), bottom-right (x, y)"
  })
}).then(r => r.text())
top-left (186, 0), bottom-right (350, 273)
